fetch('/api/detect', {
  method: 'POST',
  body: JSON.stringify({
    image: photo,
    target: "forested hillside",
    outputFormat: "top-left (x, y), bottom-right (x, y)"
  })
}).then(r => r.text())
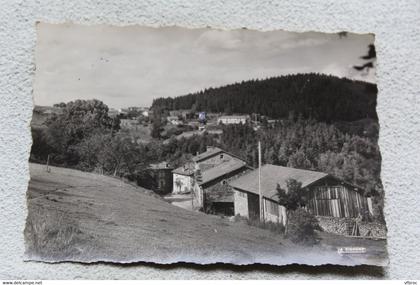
top-left (152, 73), bottom-right (378, 122)
top-left (157, 119), bottom-right (384, 222)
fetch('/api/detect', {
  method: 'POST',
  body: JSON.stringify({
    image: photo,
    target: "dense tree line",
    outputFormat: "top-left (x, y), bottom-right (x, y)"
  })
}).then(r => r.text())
top-left (218, 119), bottom-right (382, 197)
top-left (152, 73), bottom-right (378, 122)
top-left (157, 119), bottom-right (384, 221)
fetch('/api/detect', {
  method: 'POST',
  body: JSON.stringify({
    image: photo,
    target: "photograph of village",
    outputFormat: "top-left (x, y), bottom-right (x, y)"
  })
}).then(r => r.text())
top-left (25, 23), bottom-right (388, 266)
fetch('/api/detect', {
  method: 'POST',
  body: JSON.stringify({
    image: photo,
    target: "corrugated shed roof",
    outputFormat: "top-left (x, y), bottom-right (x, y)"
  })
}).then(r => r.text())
top-left (172, 164), bottom-right (195, 176)
top-left (229, 164), bottom-right (329, 200)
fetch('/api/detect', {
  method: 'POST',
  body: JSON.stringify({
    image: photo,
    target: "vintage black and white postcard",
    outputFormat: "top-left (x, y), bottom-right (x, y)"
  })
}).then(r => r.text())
top-left (26, 23), bottom-right (387, 266)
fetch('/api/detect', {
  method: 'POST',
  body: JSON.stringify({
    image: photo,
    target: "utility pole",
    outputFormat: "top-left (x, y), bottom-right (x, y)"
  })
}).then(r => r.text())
top-left (258, 141), bottom-right (263, 222)
top-left (193, 162), bottom-right (203, 211)
top-left (46, 154), bottom-right (51, 173)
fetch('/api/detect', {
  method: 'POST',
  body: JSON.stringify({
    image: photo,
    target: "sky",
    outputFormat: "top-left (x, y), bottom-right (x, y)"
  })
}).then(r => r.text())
top-left (34, 23), bottom-right (375, 109)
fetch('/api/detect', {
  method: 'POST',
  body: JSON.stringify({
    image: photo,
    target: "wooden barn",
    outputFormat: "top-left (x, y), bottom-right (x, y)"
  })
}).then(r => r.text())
top-left (229, 164), bottom-right (373, 225)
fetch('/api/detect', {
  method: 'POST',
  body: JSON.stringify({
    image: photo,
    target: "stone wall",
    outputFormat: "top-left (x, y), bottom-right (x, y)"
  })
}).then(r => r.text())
top-left (317, 216), bottom-right (387, 238)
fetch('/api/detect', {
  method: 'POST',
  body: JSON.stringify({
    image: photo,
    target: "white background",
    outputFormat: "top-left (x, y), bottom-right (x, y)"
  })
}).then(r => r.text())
top-left (0, 0), bottom-right (419, 279)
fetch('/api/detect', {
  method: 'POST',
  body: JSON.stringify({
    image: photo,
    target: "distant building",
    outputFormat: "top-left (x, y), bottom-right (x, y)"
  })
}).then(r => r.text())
top-left (207, 129), bottom-right (223, 135)
top-left (217, 115), bottom-right (250, 125)
top-left (167, 116), bottom-right (182, 125)
top-left (118, 108), bottom-right (129, 115)
top-left (127, 106), bottom-right (144, 112)
top-left (172, 146), bottom-right (250, 215)
top-left (267, 119), bottom-right (279, 125)
top-left (108, 108), bottom-right (119, 118)
top-left (120, 119), bottom-right (139, 129)
top-left (229, 164), bottom-right (372, 224)
top-left (142, 109), bottom-right (149, 117)
top-left (148, 162), bottom-right (174, 195)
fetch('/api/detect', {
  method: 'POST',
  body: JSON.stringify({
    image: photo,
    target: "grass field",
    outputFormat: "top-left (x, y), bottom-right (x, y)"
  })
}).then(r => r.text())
top-left (25, 163), bottom-right (387, 265)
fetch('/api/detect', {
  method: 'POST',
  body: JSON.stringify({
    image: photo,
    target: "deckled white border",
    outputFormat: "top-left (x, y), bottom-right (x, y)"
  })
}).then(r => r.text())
top-left (1, 0), bottom-right (419, 279)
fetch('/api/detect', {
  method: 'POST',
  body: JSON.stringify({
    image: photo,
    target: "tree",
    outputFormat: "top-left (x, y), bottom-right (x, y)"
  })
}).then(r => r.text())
top-left (151, 116), bottom-right (163, 139)
top-left (44, 99), bottom-right (119, 165)
top-left (71, 131), bottom-right (111, 171)
top-left (151, 74), bottom-right (378, 122)
top-left (276, 178), bottom-right (307, 235)
top-left (53, 102), bottom-right (66, 108)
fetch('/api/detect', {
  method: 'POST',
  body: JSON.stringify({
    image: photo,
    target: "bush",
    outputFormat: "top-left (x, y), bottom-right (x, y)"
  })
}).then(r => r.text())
top-left (287, 208), bottom-right (320, 245)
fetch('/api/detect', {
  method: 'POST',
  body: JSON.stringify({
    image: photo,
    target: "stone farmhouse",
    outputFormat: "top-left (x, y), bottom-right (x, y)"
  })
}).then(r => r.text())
top-left (172, 146), bottom-right (251, 215)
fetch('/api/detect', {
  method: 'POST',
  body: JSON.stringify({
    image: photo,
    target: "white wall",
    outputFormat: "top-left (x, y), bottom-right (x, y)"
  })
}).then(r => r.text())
top-left (172, 173), bottom-right (193, 194)
top-left (233, 190), bottom-right (249, 218)
top-left (217, 117), bottom-right (247, 124)
top-left (1, 0), bottom-right (419, 279)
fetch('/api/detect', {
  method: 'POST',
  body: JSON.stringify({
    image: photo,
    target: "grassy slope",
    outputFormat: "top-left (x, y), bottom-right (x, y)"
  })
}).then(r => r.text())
top-left (25, 163), bottom-right (384, 265)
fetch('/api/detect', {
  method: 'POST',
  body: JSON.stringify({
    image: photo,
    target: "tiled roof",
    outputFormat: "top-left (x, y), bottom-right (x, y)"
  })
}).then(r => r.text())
top-left (171, 147), bottom-right (225, 175)
top-left (200, 159), bottom-right (247, 185)
top-left (149, 161), bottom-right (172, 169)
top-left (172, 147), bottom-right (248, 186)
top-left (192, 147), bottom-right (223, 162)
top-left (218, 115), bottom-right (249, 120)
top-left (229, 164), bottom-right (329, 200)
top-left (172, 164), bottom-right (195, 176)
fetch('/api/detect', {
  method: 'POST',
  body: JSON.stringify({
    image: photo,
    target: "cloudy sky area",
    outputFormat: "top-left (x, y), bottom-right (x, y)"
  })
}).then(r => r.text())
top-left (34, 23), bottom-right (375, 109)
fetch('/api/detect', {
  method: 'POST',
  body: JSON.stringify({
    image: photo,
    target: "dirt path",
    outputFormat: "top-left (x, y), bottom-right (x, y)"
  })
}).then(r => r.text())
top-left (25, 163), bottom-right (378, 265)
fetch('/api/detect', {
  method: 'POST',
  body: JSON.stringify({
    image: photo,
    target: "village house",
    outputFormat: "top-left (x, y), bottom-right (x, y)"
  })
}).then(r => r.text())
top-left (229, 164), bottom-right (373, 225)
top-left (147, 162), bottom-right (174, 195)
top-left (172, 146), bottom-right (250, 215)
top-left (127, 106), bottom-right (144, 112)
top-left (167, 116), bottom-right (182, 125)
top-left (120, 119), bottom-right (140, 130)
top-left (118, 108), bottom-right (129, 115)
top-left (108, 108), bottom-right (119, 118)
top-left (141, 109), bottom-right (149, 117)
top-left (217, 115), bottom-right (250, 125)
